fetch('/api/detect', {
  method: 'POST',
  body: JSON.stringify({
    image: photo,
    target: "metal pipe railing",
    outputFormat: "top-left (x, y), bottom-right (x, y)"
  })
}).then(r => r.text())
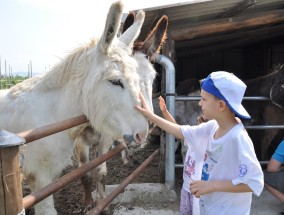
top-left (174, 95), bottom-right (283, 168)
top-left (176, 95), bottom-right (284, 129)
top-left (23, 144), bottom-right (125, 209)
top-left (89, 148), bottom-right (160, 215)
top-left (18, 115), bottom-right (88, 143)
top-left (154, 54), bottom-right (176, 190)
top-left (176, 160), bottom-right (278, 168)
top-left (176, 95), bottom-right (271, 101)
top-left (0, 114), bottom-right (88, 214)
top-left (245, 125), bottom-right (284, 129)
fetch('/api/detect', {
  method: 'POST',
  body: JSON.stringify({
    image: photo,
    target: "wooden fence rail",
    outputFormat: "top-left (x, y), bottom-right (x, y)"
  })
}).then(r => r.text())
top-left (23, 144), bottom-right (125, 209)
top-left (0, 115), bottom-right (88, 214)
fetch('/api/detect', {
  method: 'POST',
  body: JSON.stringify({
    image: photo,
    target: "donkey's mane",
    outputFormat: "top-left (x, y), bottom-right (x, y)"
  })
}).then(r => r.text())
top-left (40, 39), bottom-right (99, 90)
top-left (10, 39), bottom-right (99, 97)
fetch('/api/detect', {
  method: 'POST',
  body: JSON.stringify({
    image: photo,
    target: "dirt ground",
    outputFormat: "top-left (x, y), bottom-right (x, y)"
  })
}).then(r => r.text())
top-left (24, 135), bottom-right (183, 215)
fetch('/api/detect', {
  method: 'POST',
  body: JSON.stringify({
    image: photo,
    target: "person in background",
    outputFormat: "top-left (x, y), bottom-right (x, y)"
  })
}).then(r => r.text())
top-left (159, 95), bottom-right (208, 125)
top-left (135, 71), bottom-right (264, 215)
top-left (159, 95), bottom-right (177, 123)
top-left (159, 95), bottom-right (202, 214)
top-left (264, 139), bottom-right (284, 214)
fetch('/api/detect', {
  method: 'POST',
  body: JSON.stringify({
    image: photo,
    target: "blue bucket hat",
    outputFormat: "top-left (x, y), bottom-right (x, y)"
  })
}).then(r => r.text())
top-left (201, 71), bottom-right (251, 119)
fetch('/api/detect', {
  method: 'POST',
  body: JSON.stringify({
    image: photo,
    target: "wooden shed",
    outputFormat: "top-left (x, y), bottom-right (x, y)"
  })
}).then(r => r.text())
top-left (134, 0), bottom-right (284, 85)
top-left (131, 0), bottom-right (284, 160)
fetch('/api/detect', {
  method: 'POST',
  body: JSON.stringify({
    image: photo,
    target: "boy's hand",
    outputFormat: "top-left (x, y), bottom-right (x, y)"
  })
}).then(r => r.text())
top-left (190, 180), bottom-right (214, 198)
top-left (135, 93), bottom-right (152, 118)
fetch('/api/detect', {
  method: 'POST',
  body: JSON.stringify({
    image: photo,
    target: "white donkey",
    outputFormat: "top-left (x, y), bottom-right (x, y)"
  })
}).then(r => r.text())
top-left (71, 13), bottom-right (168, 211)
top-left (0, 2), bottom-right (158, 214)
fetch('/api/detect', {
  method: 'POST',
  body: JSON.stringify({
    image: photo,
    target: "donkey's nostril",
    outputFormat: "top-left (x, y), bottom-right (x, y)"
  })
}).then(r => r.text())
top-left (136, 133), bottom-right (141, 143)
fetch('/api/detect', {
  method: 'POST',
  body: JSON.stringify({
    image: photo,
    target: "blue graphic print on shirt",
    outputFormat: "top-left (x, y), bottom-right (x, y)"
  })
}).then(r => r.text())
top-left (202, 163), bottom-right (209, 180)
top-left (239, 164), bottom-right (248, 177)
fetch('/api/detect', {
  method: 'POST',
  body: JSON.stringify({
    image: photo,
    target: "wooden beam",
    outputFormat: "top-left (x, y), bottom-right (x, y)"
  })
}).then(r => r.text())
top-left (176, 25), bottom-right (284, 56)
top-left (171, 9), bottom-right (284, 41)
top-left (175, 24), bottom-right (284, 50)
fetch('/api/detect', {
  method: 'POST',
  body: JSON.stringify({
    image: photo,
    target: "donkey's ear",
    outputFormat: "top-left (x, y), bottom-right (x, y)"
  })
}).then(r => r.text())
top-left (141, 15), bottom-right (168, 57)
top-left (122, 12), bottom-right (135, 34)
top-left (99, 1), bottom-right (123, 54)
top-left (119, 10), bottom-right (145, 49)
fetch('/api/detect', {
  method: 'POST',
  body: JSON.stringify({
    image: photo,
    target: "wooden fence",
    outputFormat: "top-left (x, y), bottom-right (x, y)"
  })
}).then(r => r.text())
top-left (0, 115), bottom-right (159, 214)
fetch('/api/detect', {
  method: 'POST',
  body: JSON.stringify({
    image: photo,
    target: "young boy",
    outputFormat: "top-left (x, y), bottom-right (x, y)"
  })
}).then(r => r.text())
top-left (135, 71), bottom-right (264, 214)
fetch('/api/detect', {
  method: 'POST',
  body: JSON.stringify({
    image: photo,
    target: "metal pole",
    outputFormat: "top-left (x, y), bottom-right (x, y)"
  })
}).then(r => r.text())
top-left (23, 144), bottom-right (125, 209)
top-left (153, 54), bottom-right (176, 189)
top-left (245, 125), bottom-right (284, 129)
top-left (89, 148), bottom-right (160, 215)
top-left (18, 115), bottom-right (88, 143)
top-left (30, 60), bottom-right (32, 77)
top-left (0, 56), bottom-right (1, 89)
top-left (175, 96), bottom-right (271, 101)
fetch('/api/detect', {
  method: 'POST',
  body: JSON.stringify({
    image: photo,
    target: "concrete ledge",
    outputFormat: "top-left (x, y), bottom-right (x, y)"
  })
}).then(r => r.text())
top-left (92, 183), bottom-right (284, 214)
top-left (92, 183), bottom-right (180, 214)
top-left (113, 206), bottom-right (180, 215)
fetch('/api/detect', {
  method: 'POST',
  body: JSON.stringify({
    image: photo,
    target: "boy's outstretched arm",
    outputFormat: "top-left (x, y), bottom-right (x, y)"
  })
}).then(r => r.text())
top-left (135, 93), bottom-right (184, 139)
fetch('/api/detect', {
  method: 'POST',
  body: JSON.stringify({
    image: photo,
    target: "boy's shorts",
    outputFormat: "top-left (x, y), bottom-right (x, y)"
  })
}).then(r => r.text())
top-left (180, 187), bottom-right (193, 215)
top-left (264, 168), bottom-right (284, 193)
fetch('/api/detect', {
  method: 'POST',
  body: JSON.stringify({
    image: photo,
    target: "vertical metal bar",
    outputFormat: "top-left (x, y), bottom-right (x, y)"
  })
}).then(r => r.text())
top-left (154, 54), bottom-right (176, 189)
top-left (18, 115), bottom-right (88, 143)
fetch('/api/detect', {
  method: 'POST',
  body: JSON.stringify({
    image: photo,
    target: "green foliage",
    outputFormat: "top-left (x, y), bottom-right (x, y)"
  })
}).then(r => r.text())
top-left (0, 76), bottom-right (28, 89)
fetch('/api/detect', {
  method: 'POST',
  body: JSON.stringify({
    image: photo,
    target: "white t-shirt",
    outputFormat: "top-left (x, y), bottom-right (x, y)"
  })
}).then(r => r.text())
top-left (181, 120), bottom-right (264, 215)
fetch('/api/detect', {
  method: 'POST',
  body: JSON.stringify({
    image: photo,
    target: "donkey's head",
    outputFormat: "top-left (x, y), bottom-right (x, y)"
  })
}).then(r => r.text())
top-left (121, 12), bottom-right (168, 112)
top-left (270, 64), bottom-right (284, 109)
top-left (82, 1), bottom-right (167, 145)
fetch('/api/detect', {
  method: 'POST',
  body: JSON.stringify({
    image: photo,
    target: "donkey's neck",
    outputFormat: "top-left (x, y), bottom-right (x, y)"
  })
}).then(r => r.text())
top-left (29, 44), bottom-right (96, 119)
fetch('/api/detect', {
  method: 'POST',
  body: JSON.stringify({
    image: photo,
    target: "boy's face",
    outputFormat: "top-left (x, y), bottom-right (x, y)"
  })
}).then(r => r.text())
top-left (199, 89), bottom-right (221, 120)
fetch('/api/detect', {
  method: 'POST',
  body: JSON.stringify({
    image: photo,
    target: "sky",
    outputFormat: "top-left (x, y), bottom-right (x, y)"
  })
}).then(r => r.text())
top-left (0, 0), bottom-right (192, 76)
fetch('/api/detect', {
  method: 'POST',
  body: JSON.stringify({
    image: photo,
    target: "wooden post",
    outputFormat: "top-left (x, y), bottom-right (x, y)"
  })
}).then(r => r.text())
top-left (0, 130), bottom-right (26, 215)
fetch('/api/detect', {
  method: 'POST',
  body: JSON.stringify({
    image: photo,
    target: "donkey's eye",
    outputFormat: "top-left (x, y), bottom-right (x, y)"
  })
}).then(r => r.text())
top-left (109, 79), bottom-right (124, 89)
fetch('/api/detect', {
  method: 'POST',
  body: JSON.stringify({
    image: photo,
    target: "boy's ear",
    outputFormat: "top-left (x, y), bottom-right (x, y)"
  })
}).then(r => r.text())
top-left (219, 100), bottom-right (226, 110)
